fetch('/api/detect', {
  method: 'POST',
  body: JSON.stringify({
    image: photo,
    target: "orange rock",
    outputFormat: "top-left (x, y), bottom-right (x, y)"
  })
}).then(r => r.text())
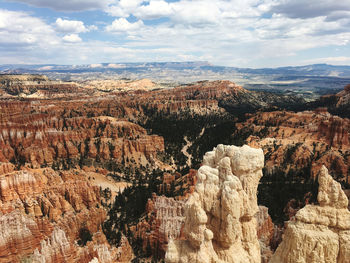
top-left (0, 168), bottom-right (128, 262)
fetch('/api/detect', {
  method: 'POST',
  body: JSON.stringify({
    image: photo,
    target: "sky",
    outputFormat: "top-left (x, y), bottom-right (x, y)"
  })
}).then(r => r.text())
top-left (0, 0), bottom-right (350, 68)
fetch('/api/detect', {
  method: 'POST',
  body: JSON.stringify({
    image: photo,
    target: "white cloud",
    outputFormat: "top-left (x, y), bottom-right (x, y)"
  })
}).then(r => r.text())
top-left (134, 0), bottom-right (173, 19)
top-left (106, 18), bottom-right (144, 32)
top-left (55, 18), bottom-right (88, 33)
top-left (0, 9), bottom-right (58, 46)
top-left (2, 1), bottom-right (350, 67)
top-left (7, 0), bottom-right (113, 11)
top-left (170, 1), bottom-right (221, 25)
top-left (88, 25), bottom-right (98, 31)
top-left (63, 33), bottom-right (82, 42)
top-left (106, 0), bottom-right (146, 17)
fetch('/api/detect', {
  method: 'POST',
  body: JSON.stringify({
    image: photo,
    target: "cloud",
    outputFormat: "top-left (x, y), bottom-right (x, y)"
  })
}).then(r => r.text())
top-left (55, 18), bottom-right (88, 33)
top-left (170, 1), bottom-right (221, 25)
top-left (134, 0), bottom-right (173, 19)
top-left (2, 1), bottom-right (350, 67)
top-left (0, 9), bottom-right (58, 46)
top-left (106, 0), bottom-right (146, 17)
top-left (325, 11), bottom-right (350, 22)
top-left (106, 18), bottom-right (144, 32)
top-left (62, 33), bottom-right (82, 42)
top-left (271, 0), bottom-right (350, 19)
top-left (6, 0), bottom-right (113, 11)
top-left (88, 25), bottom-right (98, 31)
top-left (106, 0), bottom-right (269, 24)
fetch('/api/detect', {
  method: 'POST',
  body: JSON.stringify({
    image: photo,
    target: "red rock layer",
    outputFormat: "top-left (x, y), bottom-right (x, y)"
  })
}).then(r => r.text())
top-left (240, 110), bottom-right (350, 182)
top-left (0, 168), bottom-right (132, 262)
top-left (256, 206), bottom-right (276, 263)
top-left (133, 194), bottom-right (186, 258)
top-left (0, 102), bottom-right (165, 169)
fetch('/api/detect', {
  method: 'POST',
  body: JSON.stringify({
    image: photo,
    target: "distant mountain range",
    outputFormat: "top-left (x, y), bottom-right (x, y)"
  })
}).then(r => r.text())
top-left (2, 62), bottom-right (350, 76)
top-left (1, 62), bottom-right (350, 98)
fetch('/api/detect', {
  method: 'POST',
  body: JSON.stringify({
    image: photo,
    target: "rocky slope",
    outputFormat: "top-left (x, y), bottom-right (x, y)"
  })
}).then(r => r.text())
top-left (310, 84), bottom-right (350, 118)
top-left (0, 168), bottom-right (133, 262)
top-left (0, 74), bottom-right (87, 98)
top-left (81, 79), bottom-right (165, 93)
top-left (147, 80), bottom-right (305, 115)
top-left (165, 144), bottom-right (264, 263)
top-left (241, 109), bottom-right (350, 182)
top-left (256, 206), bottom-right (275, 263)
top-left (2, 74), bottom-right (347, 262)
top-left (336, 83), bottom-right (350, 108)
top-left (0, 75), bottom-right (306, 118)
top-left (164, 146), bottom-right (350, 263)
top-left (132, 194), bottom-right (186, 258)
top-left (236, 109), bottom-right (349, 223)
top-left (0, 101), bottom-right (165, 170)
top-left (0, 75), bottom-right (307, 173)
top-left (270, 166), bottom-right (350, 263)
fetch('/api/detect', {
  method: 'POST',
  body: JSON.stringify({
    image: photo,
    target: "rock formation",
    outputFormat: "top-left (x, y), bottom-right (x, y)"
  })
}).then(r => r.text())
top-left (256, 206), bottom-right (275, 263)
top-left (270, 166), bottom-right (350, 263)
top-left (0, 74), bottom-right (84, 98)
top-left (0, 168), bottom-right (133, 262)
top-left (165, 144), bottom-right (264, 263)
top-left (0, 105), bottom-right (165, 169)
top-left (314, 84), bottom-right (350, 119)
top-left (241, 110), bottom-right (350, 182)
top-left (133, 194), bottom-right (186, 258)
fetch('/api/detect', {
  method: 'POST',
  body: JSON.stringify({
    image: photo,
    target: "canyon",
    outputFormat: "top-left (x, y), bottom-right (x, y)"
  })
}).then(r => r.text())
top-left (0, 74), bottom-right (349, 262)
top-left (0, 168), bottom-right (133, 263)
top-left (241, 109), bottom-right (350, 181)
top-left (164, 146), bottom-right (349, 263)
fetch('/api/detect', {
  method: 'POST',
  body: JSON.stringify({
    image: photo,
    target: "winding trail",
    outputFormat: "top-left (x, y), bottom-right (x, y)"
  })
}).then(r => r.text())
top-left (181, 128), bottom-right (205, 167)
top-left (182, 136), bottom-right (193, 167)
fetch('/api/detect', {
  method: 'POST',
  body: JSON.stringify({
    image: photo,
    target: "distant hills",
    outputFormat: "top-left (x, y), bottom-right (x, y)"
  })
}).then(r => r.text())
top-left (1, 62), bottom-right (350, 99)
top-left (2, 62), bottom-right (350, 77)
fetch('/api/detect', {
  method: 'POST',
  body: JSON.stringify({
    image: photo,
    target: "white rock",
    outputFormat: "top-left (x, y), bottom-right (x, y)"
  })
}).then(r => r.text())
top-left (270, 166), bottom-right (350, 263)
top-left (165, 144), bottom-right (264, 263)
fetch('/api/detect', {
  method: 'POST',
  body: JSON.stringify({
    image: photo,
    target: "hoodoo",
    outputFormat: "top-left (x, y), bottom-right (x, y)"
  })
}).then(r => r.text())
top-left (270, 166), bottom-right (350, 263)
top-left (165, 144), bottom-right (264, 263)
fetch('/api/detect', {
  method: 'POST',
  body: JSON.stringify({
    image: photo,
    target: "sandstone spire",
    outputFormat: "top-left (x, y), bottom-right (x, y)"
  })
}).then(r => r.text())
top-left (165, 144), bottom-right (264, 263)
top-left (270, 165), bottom-right (350, 263)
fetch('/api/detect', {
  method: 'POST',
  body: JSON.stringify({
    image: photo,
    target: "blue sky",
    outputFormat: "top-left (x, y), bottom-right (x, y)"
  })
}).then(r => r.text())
top-left (0, 0), bottom-right (350, 67)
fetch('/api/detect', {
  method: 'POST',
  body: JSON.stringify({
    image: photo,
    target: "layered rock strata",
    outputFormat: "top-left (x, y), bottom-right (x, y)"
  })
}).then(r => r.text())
top-left (165, 144), bottom-right (264, 263)
top-left (0, 110), bottom-right (164, 169)
top-left (256, 206), bottom-right (275, 263)
top-left (133, 195), bottom-right (186, 257)
top-left (241, 110), bottom-right (350, 182)
top-left (0, 168), bottom-right (133, 262)
top-left (270, 166), bottom-right (350, 263)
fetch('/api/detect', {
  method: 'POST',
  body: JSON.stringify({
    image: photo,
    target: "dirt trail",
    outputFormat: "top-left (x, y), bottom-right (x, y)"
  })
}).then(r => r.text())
top-left (181, 128), bottom-right (205, 167)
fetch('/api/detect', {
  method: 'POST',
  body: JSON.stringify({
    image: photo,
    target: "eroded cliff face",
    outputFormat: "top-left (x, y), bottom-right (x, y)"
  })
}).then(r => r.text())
top-left (0, 168), bottom-right (133, 263)
top-left (270, 166), bottom-right (350, 263)
top-left (0, 74), bottom-right (86, 98)
top-left (132, 195), bottom-right (186, 258)
top-left (165, 144), bottom-right (264, 263)
top-left (315, 84), bottom-right (350, 119)
top-left (0, 104), bottom-right (165, 169)
top-left (241, 110), bottom-right (350, 182)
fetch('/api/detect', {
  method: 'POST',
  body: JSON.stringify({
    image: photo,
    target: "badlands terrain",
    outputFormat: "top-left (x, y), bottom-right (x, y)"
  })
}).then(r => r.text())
top-left (0, 74), bottom-right (349, 262)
